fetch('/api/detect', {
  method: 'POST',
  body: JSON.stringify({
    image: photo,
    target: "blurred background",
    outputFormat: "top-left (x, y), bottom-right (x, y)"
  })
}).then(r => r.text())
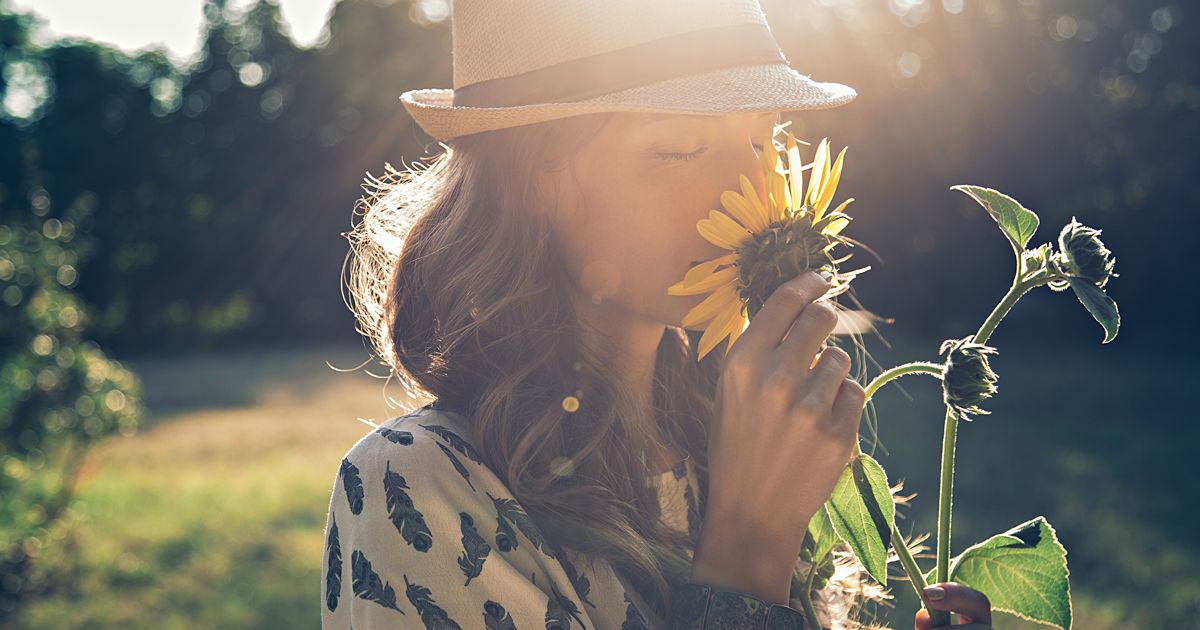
top-left (0, 0), bottom-right (1194, 627)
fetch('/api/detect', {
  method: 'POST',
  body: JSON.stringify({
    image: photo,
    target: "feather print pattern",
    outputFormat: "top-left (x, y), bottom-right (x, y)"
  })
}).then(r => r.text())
top-left (558, 550), bottom-right (596, 609)
top-left (325, 513), bottom-right (342, 612)
top-left (340, 457), bottom-right (364, 515)
top-left (321, 407), bottom-right (722, 630)
top-left (457, 511), bottom-right (491, 586)
top-left (383, 460), bottom-right (434, 552)
top-left (404, 574), bottom-right (462, 630)
top-left (350, 549), bottom-right (404, 614)
top-left (419, 423), bottom-right (485, 464)
top-left (546, 584), bottom-right (587, 630)
top-left (621, 592), bottom-right (650, 630)
top-left (376, 426), bottom-right (414, 445)
top-left (486, 491), bottom-right (556, 559)
top-left (493, 504), bottom-right (520, 553)
top-left (435, 442), bottom-right (477, 492)
top-left (482, 600), bottom-right (518, 629)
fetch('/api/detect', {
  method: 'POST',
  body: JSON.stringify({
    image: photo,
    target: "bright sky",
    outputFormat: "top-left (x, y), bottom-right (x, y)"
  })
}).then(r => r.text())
top-left (10, 0), bottom-right (338, 64)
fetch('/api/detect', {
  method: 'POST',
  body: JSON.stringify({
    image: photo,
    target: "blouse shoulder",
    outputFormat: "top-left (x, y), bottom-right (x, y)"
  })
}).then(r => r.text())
top-left (320, 403), bottom-right (605, 629)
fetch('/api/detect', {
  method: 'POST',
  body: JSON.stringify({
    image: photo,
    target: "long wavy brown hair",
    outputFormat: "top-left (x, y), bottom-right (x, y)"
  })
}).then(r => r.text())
top-left (342, 112), bottom-right (897, 628)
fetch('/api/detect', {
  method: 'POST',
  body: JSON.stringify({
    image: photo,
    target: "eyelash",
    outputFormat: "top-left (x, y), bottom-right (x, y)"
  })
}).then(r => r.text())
top-left (657, 143), bottom-right (767, 163)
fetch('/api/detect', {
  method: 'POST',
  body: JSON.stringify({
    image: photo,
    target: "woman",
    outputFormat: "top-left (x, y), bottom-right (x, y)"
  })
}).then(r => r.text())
top-left (322, 1), bottom-right (994, 628)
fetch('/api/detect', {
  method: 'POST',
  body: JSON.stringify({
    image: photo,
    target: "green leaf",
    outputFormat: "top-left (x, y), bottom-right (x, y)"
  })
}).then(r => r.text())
top-left (1066, 276), bottom-right (1120, 344)
top-left (826, 453), bottom-right (894, 585)
top-left (806, 504), bottom-right (838, 566)
top-left (952, 185), bottom-right (1040, 258)
top-left (948, 516), bottom-right (1072, 629)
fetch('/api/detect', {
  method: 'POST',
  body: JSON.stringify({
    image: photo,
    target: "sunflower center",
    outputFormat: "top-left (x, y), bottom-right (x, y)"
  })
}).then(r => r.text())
top-left (734, 214), bottom-right (836, 320)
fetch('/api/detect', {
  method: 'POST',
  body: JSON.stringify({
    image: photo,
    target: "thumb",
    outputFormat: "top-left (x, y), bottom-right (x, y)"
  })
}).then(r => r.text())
top-left (914, 608), bottom-right (933, 630)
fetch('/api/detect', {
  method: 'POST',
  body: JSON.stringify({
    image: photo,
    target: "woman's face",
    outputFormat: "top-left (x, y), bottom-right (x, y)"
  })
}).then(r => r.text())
top-left (543, 110), bottom-right (781, 331)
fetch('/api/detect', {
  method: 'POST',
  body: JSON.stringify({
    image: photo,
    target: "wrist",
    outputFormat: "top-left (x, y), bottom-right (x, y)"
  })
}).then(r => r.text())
top-left (690, 518), bottom-right (800, 605)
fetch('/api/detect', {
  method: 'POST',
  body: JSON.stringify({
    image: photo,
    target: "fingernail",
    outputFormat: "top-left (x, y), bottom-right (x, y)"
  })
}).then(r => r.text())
top-left (817, 269), bottom-right (833, 282)
top-left (922, 585), bottom-right (946, 600)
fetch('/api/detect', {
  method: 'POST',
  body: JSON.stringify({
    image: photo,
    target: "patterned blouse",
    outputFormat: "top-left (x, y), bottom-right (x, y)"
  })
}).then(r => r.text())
top-left (320, 401), bottom-right (816, 629)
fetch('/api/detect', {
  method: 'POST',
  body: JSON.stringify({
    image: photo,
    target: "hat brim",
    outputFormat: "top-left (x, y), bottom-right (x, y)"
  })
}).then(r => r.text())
top-left (400, 62), bottom-right (856, 141)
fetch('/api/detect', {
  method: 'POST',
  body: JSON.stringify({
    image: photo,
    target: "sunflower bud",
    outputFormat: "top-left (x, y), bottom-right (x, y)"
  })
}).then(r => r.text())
top-left (1052, 216), bottom-right (1117, 289)
top-left (938, 336), bottom-right (999, 421)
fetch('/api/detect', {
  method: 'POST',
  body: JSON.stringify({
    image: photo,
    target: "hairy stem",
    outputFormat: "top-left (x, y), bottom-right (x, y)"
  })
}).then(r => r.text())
top-left (929, 269), bottom-right (1049, 627)
top-left (798, 562), bottom-right (823, 630)
top-left (892, 520), bottom-right (929, 599)
top-left (863, 361), bottom-right (944, 401)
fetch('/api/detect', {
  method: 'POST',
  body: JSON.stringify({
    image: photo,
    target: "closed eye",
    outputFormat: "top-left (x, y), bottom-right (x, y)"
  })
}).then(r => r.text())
top-left (656, 147), bottom-right (707, 162)
top-left (657, 142), bottom-right (767, 163)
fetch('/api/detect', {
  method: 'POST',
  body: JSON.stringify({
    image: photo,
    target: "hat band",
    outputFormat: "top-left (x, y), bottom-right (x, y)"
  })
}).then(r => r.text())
top-left (452, 22), bottom-right (789, 108)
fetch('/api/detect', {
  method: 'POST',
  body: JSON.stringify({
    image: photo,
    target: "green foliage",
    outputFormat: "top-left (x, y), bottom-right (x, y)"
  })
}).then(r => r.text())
top-left (926, 517), bottom-right (1072, 629)
top-left (0, 199), bottom-right (143, 619)
top-left (826, 453), bottom-right (894, 585)
top-left (804, 503), bottom-right (839, 568)
top-left (952, 185), bottom-right (1041, 262)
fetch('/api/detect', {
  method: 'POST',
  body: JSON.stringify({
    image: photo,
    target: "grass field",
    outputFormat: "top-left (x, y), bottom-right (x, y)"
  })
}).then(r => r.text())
top-left (11, 336), bottom-right (1193, 629)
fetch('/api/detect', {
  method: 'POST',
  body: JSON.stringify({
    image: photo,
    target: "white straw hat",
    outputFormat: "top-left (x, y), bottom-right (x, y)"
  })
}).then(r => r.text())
top-left (400, 0), bottom-right (857, 141)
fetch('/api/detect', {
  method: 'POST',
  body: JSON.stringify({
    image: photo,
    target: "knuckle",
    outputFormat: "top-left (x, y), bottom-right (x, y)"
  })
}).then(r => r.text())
top-left (821, 345), bottom-right (851, 369)
top-left (779, 285), bottom-right (811, 308)
top-left (805, 301), bottom-right (839, 329)
top-left (723, 350), bottom-right (754, 376)
top-left (792, 393), bottom-right (826, 417)
top-left (761, 369), bottom-right (793, 398)
top-left (841, 377), bottom-right (866, 401)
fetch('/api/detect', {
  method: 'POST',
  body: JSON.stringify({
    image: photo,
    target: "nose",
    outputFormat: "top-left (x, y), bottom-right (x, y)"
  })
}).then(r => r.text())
top-left (732, 139), bottom-right (770, 214)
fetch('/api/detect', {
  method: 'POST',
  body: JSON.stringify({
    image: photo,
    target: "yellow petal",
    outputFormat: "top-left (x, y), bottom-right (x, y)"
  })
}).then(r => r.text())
top-left (739, 174), bottom-right (769, 228)
top-left (697, 216), bottom-right (745, 250)
top-left (725, 307), bottom-right (749, 352)
top-left (786, 133), bottom-right (804, 218)
top-left (768, 165), bottom-right (788, 222)
top-left (815, 147), bottom-right (847, 217)
top-left (681, 283), bottom-right (738, 328)
top-left (680, 258), bottom-right (722, 286)
top-left (697, 301), bottom-right (742, 361)
top-left (807, 138), bottom-right (829, 208)
top-left (667, 266), bottom-right (738, 296)
top-left (825, 216), bottom-right (849, 237)
top-left (708, 209), bottom-right (751, 245)
top-left (720, 191), bottom-right (767, 232)
top-left (758, 132), bottom-right (777, 176)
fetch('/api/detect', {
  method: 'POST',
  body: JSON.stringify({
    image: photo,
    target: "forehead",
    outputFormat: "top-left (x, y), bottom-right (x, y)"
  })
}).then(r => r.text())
top-left (631, 111), bottom-right (780, 128)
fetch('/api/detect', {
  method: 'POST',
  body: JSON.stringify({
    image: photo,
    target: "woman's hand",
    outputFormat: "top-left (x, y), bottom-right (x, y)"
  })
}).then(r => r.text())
top-left (690, 269), bottom-right (866, 604)
top-left (913, 583), bottom-right (993, 630)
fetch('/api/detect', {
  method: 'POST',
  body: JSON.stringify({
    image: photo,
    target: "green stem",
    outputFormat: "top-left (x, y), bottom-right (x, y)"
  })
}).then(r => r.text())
top-left (863, 361), bottom-right (944, 401)
top-left (929, 269), bottom-right (1049, 627)
top-left (892, 520), bottom-right (928, 598)
top-left (798, 561), bottom-right (823, 630)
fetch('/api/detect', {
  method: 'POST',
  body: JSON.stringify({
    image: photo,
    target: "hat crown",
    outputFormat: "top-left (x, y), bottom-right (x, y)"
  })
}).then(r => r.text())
top-left (450, 0), bottom-right (774, 89)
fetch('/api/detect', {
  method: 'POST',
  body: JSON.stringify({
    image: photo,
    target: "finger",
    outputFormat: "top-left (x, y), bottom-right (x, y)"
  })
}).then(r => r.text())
top-left (736, 270), bottom-right (831, 356)
top-left (800, 346), bottom-right (853, 411)
top-left (830, 376), bottom-right (867, 432)
top-left (773, 299), bottom-right (839, 378)
top-left (922, 583), bottom-right (992, 626)
top-left (914, 610), bottom-right (992, 630)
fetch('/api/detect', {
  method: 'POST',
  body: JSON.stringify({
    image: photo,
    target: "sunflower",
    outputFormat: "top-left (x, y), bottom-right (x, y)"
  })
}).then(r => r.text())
top-left (668, 131), bottom-right (873, 361)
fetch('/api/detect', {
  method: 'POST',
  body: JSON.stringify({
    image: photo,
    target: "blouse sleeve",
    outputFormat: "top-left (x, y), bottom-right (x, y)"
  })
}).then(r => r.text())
top-left (320, 413), bottom-right (595, 629)
top-left (665, 581), bottom-right (814, 629)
